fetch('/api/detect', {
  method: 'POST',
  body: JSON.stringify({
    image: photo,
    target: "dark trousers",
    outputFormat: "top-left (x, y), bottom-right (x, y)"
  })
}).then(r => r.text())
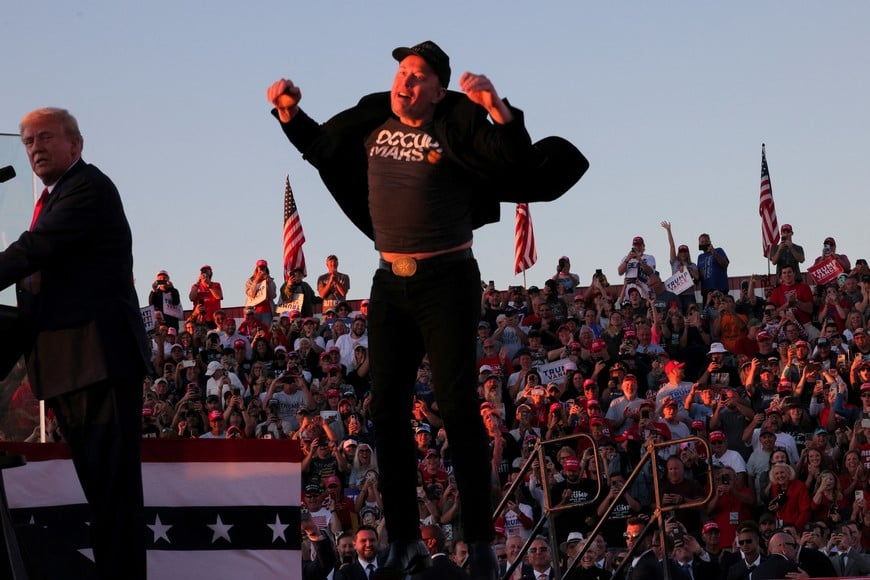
top-left (49, 377), bottom-right (146, 580)
top-left (367, 256), bottom-right (493, 543)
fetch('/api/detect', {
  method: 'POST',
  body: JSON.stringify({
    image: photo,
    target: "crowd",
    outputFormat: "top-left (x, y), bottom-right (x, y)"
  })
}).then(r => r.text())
top-left (3, 222), bottom-right (870, 579)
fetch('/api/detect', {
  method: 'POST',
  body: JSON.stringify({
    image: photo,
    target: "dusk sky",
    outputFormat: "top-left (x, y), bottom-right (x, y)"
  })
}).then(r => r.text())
top-left (2, 2), bottom-right (867, 308)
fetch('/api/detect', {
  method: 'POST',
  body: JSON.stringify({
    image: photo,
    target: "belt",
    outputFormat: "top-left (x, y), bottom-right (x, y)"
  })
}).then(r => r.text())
top-left (378, 248), bottom-right (473, 277)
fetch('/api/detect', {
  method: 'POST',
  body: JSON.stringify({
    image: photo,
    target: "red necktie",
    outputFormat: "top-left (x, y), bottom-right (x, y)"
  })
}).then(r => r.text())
top-left (30, 188), bottom-right (49, 231)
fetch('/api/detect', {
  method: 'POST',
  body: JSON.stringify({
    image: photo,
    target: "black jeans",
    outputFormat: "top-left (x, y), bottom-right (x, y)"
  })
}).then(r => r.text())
top-left (367, 254), bottom-right (493, 542)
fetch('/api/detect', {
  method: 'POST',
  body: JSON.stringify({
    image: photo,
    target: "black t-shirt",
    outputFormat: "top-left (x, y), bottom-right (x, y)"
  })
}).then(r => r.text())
top-left (365, 118), bottom-right (474, 253)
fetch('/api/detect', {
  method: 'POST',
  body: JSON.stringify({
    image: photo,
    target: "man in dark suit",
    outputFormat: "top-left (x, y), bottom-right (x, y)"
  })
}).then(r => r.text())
top-left (0, 108), bottom-right (150, 579)
top-left (521, 535), bottom-right (557, 579)
top-left (752, 532), bottom-right (804, 580)
top-left (671, 532), bottom-right (719, 580)
top-left (501, 534), bottom-right (533, 579)
top-left (336, 525), bottom-right (383, 580)
top-left (781, 523), bottom-right (835, 578)
top-left (415, 524), bottom-right (467, 580)
top-left (828, 522), bottom-right (870, 577)
top-left (720, 522), bottom-right (767, 580)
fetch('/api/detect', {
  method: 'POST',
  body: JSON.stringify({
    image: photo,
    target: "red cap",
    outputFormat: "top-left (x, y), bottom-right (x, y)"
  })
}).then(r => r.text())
top-left (209, 410), bottom-right (224, 421)
top-left (562, 457), bottom-right (580, 471)
top-left (623, 329), bottom-right (637, 339)
top-left (256, 259), bottom-right (268, 268)
top-left (591, 339), bottom-right (607, 352)
top-left (702, 522), bottom-right (720, 534)
top-left (142, 407), bottom-right (154, 417)
top-left (233, 339), bottom-right (246, 349)
top-left (583, 379), bottom-right (598, 389)
top-left (678, 244), bottom-right (689, 253)
top-left (777, 378), bottom-right (793, 392)
top-left (756, 331), bottom-right (771, 341)
top-left (709, 430), bottom-right (726, 442)
top-left (326, 389), bottom-right (340, 398)
top-left (549, 402), bottom-right (563, 413)
top-left (632, 236), bottom-right (644, 245)
top-left (664, 360), bottom-right (686, 374)
top-left (586, 399), bottom-right (601, 409)
top-left (691, 420), bottom-right (705, 430)
top-left (781, 224), bottom-right (793, 232)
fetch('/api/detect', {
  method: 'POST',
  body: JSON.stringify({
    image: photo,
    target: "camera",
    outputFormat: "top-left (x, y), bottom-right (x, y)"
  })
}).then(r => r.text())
top-left (774, 489), bottom-right (788, 506)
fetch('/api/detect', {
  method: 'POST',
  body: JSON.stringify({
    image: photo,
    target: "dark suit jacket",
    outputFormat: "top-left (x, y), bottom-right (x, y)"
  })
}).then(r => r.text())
top-left (627, 550), bottom-right (661, 580)
top-left (335, 560), bottom-right (372, 580)
top-left (274, 91), bottom-right (589, 242)
top-left (680, 556), bottom-right (719, 580)
top-left (720, 553), bottom-right (768, 580)
top-left (0, 159), bottom-right (150, 398)
top-left (302, 535), bottom-right (337, 579)
top-left (829, 548), bottom-right (870, 577)
top-left (751, 554), bottom-right (799, 580)
top-left (520, 567), bottom-right (555, 579)
top-left (796, 546), bottom-right (835, 578)
top-left (501, 559), bottom-right (533, 579)
top-left (415, 553), bottom-right (466, 580)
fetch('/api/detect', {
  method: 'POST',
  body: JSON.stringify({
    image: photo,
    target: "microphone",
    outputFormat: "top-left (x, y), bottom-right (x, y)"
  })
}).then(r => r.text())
top-left (0, 165), bottom-right (16, 183)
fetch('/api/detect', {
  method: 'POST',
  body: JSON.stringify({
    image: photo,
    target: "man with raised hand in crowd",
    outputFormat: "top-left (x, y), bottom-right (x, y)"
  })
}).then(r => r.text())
top-left (267, 40), bottom-right (586, 579)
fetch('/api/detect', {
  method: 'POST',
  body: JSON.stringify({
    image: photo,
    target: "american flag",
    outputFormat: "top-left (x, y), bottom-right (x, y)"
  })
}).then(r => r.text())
top-left (514, 203), bottom-right (537, 275)
top-left (758, 144), bottom-right (779, 257)
top-left (282, 175), bottom-right (307, 279)
top-left (1, 440), bottom-right (303, 579)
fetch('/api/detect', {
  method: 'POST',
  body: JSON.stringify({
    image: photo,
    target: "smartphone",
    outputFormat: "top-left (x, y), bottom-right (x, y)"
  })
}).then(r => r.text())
top-left (862, 419), bottom-right (870, 429)
top-left (856, 490), bottom-right (865, 502)
top-left (181, 360), bottom-right (196, 369)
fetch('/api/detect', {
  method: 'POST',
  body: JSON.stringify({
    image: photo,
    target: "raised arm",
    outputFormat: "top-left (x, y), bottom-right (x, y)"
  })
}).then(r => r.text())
top-left (661, 220), bottom-right (677, 263)
top-left (266, 78), bottom-right (302, 123)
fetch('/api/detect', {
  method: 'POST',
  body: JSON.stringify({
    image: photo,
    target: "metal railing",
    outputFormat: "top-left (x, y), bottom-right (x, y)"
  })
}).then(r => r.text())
top-left (494, 433), bottom-right (714, 580)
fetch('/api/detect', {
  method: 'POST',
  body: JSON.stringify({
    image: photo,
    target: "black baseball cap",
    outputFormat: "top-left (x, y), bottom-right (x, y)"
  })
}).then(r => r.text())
top-left (392, 40), bottom-right (451, 87)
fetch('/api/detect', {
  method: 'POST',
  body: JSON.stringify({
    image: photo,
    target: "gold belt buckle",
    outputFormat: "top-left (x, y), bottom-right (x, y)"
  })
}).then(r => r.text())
top-left (391, 256), bottom-right (417, 277)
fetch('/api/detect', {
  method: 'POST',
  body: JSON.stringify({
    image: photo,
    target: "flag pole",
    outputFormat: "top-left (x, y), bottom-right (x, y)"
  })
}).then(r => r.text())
top-left (764, 144), bottom-right (771, 284)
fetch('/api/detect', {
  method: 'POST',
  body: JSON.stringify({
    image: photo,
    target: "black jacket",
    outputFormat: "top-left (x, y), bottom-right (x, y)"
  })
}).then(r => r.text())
top-left (0, 159), bottom-right (150, 398)
top-left (274, 91), bottom-right (588, 242)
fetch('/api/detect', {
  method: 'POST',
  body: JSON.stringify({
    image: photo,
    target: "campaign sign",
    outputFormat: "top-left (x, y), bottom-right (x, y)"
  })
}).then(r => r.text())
top-left (664, 270), bottom-right (694, 295)
top-left (807, 257), bottom-right (844, 286)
